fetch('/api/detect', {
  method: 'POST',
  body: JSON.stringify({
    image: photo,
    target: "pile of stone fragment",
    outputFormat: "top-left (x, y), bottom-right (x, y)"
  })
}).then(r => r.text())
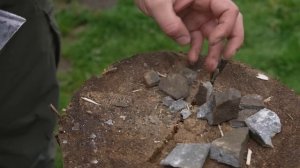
top-left (144, 68), bottom-right (282, 168)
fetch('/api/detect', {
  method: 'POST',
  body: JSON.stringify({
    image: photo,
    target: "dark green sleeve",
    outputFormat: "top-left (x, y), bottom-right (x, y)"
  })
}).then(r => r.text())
top-left (0, 0), bottom-right (60, 167)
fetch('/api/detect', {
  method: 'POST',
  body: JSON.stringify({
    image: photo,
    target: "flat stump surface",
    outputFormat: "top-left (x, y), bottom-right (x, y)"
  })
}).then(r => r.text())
top-left (59, 52), bottom-right (300, 168)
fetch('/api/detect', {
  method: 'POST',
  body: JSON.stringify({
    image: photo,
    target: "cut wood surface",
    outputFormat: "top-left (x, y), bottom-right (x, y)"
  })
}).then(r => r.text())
top-left (58, 52), bottom-right (300, 168)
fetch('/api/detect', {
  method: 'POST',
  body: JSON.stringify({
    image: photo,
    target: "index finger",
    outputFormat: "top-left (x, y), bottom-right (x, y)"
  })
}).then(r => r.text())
top-left (209, 0), bottom-right (240, 45)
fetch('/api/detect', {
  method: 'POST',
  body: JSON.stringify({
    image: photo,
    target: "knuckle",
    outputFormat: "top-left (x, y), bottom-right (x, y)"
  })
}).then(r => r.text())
top-left (163, 21), bottom-right (183, 38)
top-left (231, 6), bottom-right (240, 16)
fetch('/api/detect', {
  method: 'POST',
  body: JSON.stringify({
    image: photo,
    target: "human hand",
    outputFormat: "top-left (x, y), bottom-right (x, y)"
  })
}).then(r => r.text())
top-left (135, 0), bottom-right (244, 72)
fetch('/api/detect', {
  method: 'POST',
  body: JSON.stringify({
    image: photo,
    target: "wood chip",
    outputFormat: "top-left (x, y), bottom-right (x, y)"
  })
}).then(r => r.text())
top-left (246, 148), bottom-right (252, 166)
top-left (256, 73), bottom-right (269, 80)
top-left (157, 72), bottom-right (167, 78)
top-left (132, 89), bottom-right (143, 93)
top-left (218, 124), bottom-right (224, 137)
top-left (264, 96), bottom-right (272, 103)
top-left (154, 104), bottom-right (159, 110)
top-left (81, 97), bottom-right (100, 105)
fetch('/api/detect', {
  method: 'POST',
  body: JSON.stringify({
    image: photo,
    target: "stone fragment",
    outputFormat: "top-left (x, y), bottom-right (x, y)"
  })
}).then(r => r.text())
top-left (169, 99), bottom-right (188, 113)
top-left (210, 128), bottom-right (249, 168)
top-left (104, 119), bottom-right (113, 125)
top-left (239, 94), bottom-right (264, 110)
top-left (194, 81), bottom-right (213, 106)
top-left (90, 159), bottom-right (98, 164)
top-left (180, 109), bottom-right (192, 119)
top-left (206, 88), bottom-right (241, 125)
top-left (162, 96), bottom-right (175, 107)
top-left (179, 67), bottom-right (198, 84)
top-left (144, 70), bottom-right (160, 87)
top-left (90, 133), bottom-right (97, 139)
top-left (230, 109), bottom-right (258, 128)
top-left (196, 100), bottom-right (213, 119)
top-left (245, 108), bottom-right (281, 147)
top-left (161, 143), bottom-right (210, 168)
top-left (159, 73), bottom-right (190, 99)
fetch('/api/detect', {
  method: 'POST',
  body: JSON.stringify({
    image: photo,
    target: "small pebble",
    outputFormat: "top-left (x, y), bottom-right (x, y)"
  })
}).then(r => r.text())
top-left (120, 115), bottom-right (126, 120)
top-left (90, 133), bottom-right (97, 139)
top-left (144, 70), bottom-right (160, 87)
top-left (104, 119), bottom-right (114, 125)
top-left (180, 109), bottom-right (192, 120)
top-left (169, 99), bottom-right (187, 113)
top-left (162, 96), bottom-right (175, 107)
top-left (90, 159), bottom-right (98, 164)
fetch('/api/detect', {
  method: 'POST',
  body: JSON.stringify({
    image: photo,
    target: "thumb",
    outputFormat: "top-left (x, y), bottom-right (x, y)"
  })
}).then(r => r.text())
top-left (146, 0), bottom-right (191, 45)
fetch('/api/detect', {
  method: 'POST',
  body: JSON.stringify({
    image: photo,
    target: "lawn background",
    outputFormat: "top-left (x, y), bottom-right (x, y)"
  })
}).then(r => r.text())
top-left (54, 0), bottom-right (300, 167)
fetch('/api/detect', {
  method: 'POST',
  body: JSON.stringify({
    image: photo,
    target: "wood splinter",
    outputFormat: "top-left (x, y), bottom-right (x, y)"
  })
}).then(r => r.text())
top-left (246, 148), bottom-right (253, 166)
top-left (81, 97), bottom-right (100, 105)
top-left (218, 124), bottom-right (224, 137)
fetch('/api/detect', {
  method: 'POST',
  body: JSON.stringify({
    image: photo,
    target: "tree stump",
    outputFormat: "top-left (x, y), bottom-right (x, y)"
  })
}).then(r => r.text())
top-left (58, 52), bottom-right (300, 168)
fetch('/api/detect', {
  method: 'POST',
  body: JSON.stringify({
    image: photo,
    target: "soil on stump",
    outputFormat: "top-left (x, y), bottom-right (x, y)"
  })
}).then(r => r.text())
top-left (58, 52), bottom-right (300, 168)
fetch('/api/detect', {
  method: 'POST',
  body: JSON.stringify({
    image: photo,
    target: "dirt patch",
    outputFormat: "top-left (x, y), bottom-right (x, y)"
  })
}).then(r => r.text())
top-left (58, 52), bottom-right (300, 168)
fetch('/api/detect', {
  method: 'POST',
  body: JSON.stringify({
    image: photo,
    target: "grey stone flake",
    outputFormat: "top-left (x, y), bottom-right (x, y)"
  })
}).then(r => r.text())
top-left (239, 94), bottom-right (265, 110)
top-left (210, 128), bottom-right (249, 168)
top-left (161, 143), bottom-right (210, 168)
top-left (104, 119), bottom-right (114, 125)
top-left (245, 108), bottom-right (281, 147)
top-left (196, 100), bottom-right (213, 119)
top-left (180, 109), bottom-right (192, 120)
top-left (162, 96), bottom-right (175, 107)
top-left (159, 73), bottom-right (190, 100)
top-left (169, 99), bottom-right (188, 113)
top-left (144, 70), bottom-right (160, 87)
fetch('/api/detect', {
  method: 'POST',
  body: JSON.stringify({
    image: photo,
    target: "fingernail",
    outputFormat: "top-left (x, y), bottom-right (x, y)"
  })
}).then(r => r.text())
top-left (176, 36), bottom-right (190, 45)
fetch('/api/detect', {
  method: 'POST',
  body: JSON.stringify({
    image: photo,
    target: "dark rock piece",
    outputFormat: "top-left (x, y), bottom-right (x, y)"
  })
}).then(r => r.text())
top-left (162, 96), bottom-right (175, 107)
top-left (194, 82), bottom-right (213, 106)
top-left (169, 99), bottom-right (187, 113)
top-left (206, 88), bottom-right (241, 125)
top-left (230, 109), bottom-right (258, 128)
top-left (245, 108), bottom-right (281, 147)
top-left (159, 73), bottom-right (190, 100)
top-left (144, 70), bottom-right (160, 87)
top-left (179, 67), bottom-right (198, 84)
top-left (210, 128), bottom-right (249, 168)
top-left (161, 143), bottom-right (210, 168)
top-left (240, 94), bottom-right (264, 110)
top-left (180, 109), bottom-right (192, 120)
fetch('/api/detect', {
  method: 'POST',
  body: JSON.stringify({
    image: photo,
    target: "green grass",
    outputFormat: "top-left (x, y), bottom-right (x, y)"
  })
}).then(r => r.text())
top-left (54, 0), bottom-right (300, 167)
